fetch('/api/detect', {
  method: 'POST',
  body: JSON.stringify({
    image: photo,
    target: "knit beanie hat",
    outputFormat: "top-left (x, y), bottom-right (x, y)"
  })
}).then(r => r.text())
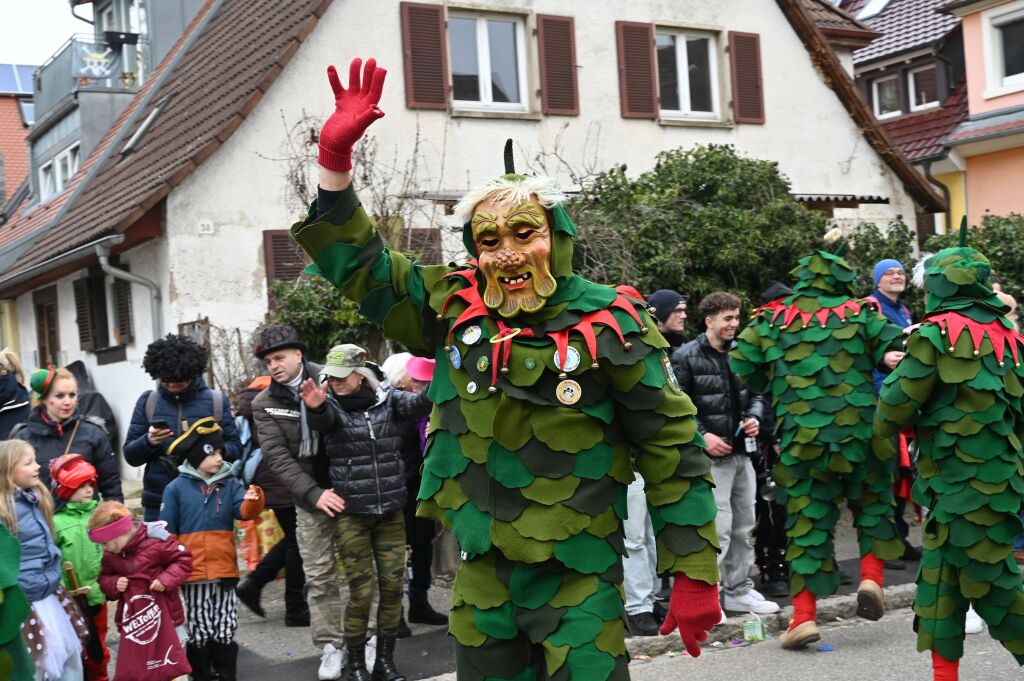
top-left (49, 454), bottom-right (97, 501)
top-left (167, 417), bottom-right (225, 468)
top-left (30, 366), bottom-right (58, 399)
top-left (872, 259), bottom-right (905, 287)
top-left (646, 290), bottom-right (686, 324)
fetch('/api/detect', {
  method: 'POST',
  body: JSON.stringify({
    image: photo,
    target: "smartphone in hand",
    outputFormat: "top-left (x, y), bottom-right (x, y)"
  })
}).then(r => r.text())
top-left (150, 420), bottom-right (172, 431)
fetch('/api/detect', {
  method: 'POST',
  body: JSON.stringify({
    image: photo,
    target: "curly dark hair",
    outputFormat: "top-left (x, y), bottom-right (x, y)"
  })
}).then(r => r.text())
top-left (142, 334), bottom-right (208, 381)
top-left (697, 291), bottom-right (742, 320)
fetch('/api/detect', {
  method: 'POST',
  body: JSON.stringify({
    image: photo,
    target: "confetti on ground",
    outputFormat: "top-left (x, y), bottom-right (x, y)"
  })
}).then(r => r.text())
top-left (665, 651), bottom-right (678, 658)
top-left (632, 654), bottom-right (652, 661)
top-left (710, 641), bottom-right (724, 647)
top-left (817, 645), bottom-right (834, 652)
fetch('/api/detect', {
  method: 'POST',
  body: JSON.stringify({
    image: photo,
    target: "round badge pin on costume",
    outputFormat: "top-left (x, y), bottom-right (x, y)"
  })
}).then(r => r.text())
top-left (874, 220), bottom-right (1024, 681)
top-left (291, 57), bottom-right (722, 680)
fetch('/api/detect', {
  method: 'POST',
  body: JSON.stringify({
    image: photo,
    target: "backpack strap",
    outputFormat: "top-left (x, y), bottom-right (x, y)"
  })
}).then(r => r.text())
top-left (211, 389), bottom-right (224, 423)
top-left (144, 389), bottom-right (160, 422)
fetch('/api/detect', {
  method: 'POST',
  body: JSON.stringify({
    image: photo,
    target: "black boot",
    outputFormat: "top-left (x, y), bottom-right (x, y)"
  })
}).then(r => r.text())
top-left (396, 608), bottom-right (412, 639)
top-left (370, 636), bottom-right (405, 681)
top-left (285, 606), bottom-right (310, 627)
top-left (186, 642), bottom-right (213, 681)
top-left (407, 595), bottom-right (447, 625)
top-left (210, 642), bottom-right (238, 681)
top-left (235, 578), bottom-right (265, 618)
top-left (345, 642), bottom-right (371, 681)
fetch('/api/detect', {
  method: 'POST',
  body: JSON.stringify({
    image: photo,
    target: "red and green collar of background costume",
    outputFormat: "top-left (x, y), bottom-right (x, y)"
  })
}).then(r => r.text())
top-left (751, 248), bottom-right (861, 329)
top-left (437, 266), bottom-right (655, 391)
top-left (918, 241), bottom-right (1022, 365)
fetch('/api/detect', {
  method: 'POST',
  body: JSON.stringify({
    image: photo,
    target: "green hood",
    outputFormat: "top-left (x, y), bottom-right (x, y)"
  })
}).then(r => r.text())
top-left (788, 249), bottom-right (857, 301)
top-left (178, 460), bottom-right (234, 483)
top-left (922, 246), bottom-right (1009, 318)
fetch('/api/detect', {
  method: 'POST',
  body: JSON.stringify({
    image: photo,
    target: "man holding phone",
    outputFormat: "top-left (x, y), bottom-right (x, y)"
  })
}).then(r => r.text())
top-left (124, 334), bottom-right (241, 521)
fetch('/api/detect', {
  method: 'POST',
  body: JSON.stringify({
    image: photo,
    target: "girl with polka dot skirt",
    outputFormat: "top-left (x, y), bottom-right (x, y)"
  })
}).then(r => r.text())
top-left (0, 440), bottom-right (89, 680)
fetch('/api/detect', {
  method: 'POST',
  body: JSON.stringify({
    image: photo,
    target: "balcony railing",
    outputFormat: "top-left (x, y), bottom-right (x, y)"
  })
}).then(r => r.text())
top-left (33, 32), bottom-right (147, 121)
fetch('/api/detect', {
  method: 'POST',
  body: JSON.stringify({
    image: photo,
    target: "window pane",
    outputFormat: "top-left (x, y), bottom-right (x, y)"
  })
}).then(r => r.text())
top-left (656, 34), bottom-right (680, 111)
top-left (875, 77), bottom-right (900, 116)
top-left (449, 17), bottom-right (480, 101)
top-left (912, 67), bottom-right (937, 106)
top-left (1001, 18), bottom-right (1024, 79)
top-left (488, 19), bottom-right (519, 103)
top-left (686, 37), bottom-right (713, 113)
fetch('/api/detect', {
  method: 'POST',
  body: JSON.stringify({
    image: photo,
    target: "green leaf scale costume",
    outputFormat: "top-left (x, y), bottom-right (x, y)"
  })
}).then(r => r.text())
top-left (291, 185), bottom-right (720, 680)
top-left (873, 243), bottom-right (1024, 669)
top-left (0, 522), bottom-right (33, 680)
top-left (730, 248), bottom-right (905, 599)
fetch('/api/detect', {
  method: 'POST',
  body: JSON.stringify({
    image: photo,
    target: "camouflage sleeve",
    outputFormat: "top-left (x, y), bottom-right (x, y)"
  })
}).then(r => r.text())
top-left (874, 329), bottom-right (937, 438)
top-left (290, 186), bottom-right (451, 354)
top-left (730, 319), bottom-right (771, 393)
top-left (614, 347), bottom-right (720, 585)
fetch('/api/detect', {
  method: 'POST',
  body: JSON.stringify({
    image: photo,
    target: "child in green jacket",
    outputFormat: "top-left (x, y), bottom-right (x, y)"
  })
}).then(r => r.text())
top-left (51, 453), bottom-right (109, 680)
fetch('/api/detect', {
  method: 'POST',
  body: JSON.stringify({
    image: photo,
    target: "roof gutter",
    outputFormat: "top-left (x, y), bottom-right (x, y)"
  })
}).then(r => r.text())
top-left (96, 242), bottom-right (162, 340)
top-left (0, 234), bottom-right (123, 291)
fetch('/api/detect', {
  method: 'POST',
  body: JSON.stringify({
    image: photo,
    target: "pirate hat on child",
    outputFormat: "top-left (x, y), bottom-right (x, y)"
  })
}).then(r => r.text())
top-left (168, 417), bottom-right (225, 468)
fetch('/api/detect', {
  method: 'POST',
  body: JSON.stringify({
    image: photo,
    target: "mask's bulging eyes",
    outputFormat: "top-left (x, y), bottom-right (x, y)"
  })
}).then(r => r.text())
top-left (478, 236), bottom-right (500, 249)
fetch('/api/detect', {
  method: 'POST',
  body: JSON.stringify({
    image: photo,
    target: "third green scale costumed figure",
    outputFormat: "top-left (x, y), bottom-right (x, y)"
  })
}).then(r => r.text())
top-left (730, 234), bottom-right (907, 650)
top-left (289, 58), bottom-right (722, 681)
top-left (873, 224), bottom-right (1024, 681)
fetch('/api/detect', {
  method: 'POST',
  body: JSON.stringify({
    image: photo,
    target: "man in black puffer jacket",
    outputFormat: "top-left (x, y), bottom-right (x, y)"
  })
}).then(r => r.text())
top-left (671, 291), bottom-right (772, 615)
top-left (299, 344), bottom-right (431, 681)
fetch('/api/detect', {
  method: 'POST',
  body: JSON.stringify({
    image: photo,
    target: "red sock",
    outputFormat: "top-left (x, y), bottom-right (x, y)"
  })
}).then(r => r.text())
top-left (790, 588), bottom-right (817, 629)
top-left (860, 553), bottom-right (884, 586)
top-left (931, 651), bottom-right (958, 681)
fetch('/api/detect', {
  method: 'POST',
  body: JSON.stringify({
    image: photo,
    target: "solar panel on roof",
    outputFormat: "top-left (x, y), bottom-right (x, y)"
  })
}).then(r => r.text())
top-left (18, 100), bottom-right (35, 126)
top-left (0, 64), bottom-right (36, 94)
top-left (0, 65), bottom-right (16, 94)
top-left (16, 66), bottom-right (35, 92)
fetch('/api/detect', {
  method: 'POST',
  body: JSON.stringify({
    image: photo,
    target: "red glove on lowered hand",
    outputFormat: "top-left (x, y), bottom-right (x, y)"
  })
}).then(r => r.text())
top-left (318, 57), bottom-right (387, 172)
top-left (659, 573), bottom-right (721, 657)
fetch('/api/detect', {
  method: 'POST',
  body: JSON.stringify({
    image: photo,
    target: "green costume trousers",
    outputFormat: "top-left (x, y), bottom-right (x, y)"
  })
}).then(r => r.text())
top-left (335, 509), bottom-right (407, 644)
top-left (450, 550), bottom-right (629, 681)
top-left (775, 443), bottom-right (903, 597)
top-left (914, 518), bottom-right (1024, 664)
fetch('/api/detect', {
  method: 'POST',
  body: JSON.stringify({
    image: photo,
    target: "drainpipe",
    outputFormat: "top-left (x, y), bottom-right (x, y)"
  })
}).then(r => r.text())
top-left (923, 160), bottom-right (952, 235)
top-left (95, 242), bottom-right (163, 340)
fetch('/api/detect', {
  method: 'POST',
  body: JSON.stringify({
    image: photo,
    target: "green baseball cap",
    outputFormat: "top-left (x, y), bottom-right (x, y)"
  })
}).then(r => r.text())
top-left (320, 344), bottom-right (368, 379)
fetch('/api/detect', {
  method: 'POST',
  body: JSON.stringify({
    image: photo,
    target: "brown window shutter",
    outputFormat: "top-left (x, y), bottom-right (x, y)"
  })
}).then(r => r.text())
top-left (403, 227), bottom-right (443, 265)
top-left (264, 230), bottom-right (308, 284)
top-left (400, 2), bottom-right (449, 110)
top-left (537, 15), bottom-right (579, 116)
top-left (729, 31), bottom-right (765, 125)
top-left (112, 277), bottom-right (134, 344)
top-left (615, 22), bottom-right (657, 119)
top-left (73, 278), bottom-right (96, 353)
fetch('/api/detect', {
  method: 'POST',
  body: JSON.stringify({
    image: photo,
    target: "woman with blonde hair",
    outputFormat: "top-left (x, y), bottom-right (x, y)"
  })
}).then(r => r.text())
top-left (12, 368), bottom-right (122, 502)
top-left (0, 439), bottom-right (87, 680)
top-left (0, 347), bottom-right (30, 438)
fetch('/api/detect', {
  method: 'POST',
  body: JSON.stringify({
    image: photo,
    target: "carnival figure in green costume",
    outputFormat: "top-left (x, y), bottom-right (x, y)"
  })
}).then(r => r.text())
top-left (0, 521), bottom-right (33, 680)
top-left (730, 237), bottom-right (906, 650)
top-left (289, 58), bottom-right (722, 681)
top-left (873, 225), bottom-right (1024, 681)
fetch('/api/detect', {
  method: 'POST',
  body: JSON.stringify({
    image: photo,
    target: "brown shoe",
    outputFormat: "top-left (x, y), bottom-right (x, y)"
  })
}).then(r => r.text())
top-left (856, 579), bottom-right (885, 621)
top-left (779, 620), bottom-right (821, 649)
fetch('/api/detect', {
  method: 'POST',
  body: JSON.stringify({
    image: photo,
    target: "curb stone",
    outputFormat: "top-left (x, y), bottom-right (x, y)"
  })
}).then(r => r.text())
top-left (418, 583), bottom-right (918, 681)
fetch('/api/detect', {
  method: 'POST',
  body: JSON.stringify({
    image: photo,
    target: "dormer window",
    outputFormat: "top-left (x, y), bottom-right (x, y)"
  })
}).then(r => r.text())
top-left (872, 74), bottom-right (901, 119)
top-left (909, 65), bottom-right (939, 111)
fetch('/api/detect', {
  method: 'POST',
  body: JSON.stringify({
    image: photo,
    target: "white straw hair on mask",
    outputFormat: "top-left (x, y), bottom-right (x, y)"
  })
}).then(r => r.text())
top-left (451, 175), bottom-right (567, 227)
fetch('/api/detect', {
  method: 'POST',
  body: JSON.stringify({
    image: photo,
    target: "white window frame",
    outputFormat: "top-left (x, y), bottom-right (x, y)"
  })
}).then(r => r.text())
top-left (448, 12), bottom-right (529, 113)
top-left (38, 143), bottom-right (80, 201)
top-left (655, 29), bottom-right (721, 121)
top-left (908, 65), bottom-right (940, 112)
top-left (982, 0), bottom-right (1024, 99)
top-left (872, 73), bottom-right (902, 119)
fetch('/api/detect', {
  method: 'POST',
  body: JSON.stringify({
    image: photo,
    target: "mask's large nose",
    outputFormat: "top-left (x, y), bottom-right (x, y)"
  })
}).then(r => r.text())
top-left (495, 248), bottom-right (525, 272)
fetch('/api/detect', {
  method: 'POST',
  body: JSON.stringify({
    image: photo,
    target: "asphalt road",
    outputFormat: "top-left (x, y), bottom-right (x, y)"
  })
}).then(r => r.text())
top-left (624, 608), bottom-right (1023, 681)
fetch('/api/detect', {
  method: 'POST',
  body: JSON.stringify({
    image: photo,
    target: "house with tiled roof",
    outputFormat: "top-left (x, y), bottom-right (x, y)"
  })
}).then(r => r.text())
top-left (0, 0), bottom-right (944, 456)
top-left (0, 64), bottom-right (35, 204)
top-left (940, 0), bottom-right (1024, 226)
top-left (841, 0), bottom-right (969, 239)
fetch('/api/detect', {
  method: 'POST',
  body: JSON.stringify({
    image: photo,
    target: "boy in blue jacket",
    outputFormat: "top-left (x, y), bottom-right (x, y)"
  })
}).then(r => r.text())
top-left (160, 417), bottom-right (264, 681)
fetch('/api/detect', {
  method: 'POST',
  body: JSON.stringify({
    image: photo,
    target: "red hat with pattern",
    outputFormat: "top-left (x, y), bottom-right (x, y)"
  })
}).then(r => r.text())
top-left (49, 454), bottom-right (97, 501)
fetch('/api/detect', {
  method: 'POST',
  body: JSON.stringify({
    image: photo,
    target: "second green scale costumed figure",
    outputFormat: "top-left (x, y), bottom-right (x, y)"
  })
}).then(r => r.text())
top-left (873, 224), bottom-right (1024, 681)
top-left (289, 58), bottom-right (722, 681)
top-left (730, 235), bottom-right (906, 650)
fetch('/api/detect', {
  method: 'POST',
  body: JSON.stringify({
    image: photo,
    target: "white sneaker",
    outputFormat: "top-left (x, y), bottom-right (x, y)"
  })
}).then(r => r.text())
top-left (965, 606), bottom-right (984, 635)
top-left (318, 643), bottom-right (343, 680)
top-left (723, 589), bottom-right (780, 614)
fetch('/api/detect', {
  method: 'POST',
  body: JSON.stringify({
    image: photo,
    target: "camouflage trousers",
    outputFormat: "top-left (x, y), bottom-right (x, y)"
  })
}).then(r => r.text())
top-left (335, 509), bottom-right (407, 644)
top-left (450, 550), bottom-right (630, 681)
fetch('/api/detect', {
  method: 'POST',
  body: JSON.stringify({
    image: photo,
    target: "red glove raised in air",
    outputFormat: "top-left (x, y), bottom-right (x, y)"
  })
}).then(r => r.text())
top-left (318, 57), bottom-right (387, 172)
top-left (659, 573), bottom-right (721, 657)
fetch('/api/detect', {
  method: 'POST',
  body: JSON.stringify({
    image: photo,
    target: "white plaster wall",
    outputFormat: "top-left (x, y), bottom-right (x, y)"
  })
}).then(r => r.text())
top-left (162, 0), bottom-right (919, 337)
top-left (12, 238), bottom-right (171, 482)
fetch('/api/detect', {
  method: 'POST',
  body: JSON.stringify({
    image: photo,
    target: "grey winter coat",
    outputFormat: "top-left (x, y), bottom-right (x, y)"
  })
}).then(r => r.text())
top-left (307, 385), bottom-right (431, 516)
top-left (6, 488), bottom-right (62, 602)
